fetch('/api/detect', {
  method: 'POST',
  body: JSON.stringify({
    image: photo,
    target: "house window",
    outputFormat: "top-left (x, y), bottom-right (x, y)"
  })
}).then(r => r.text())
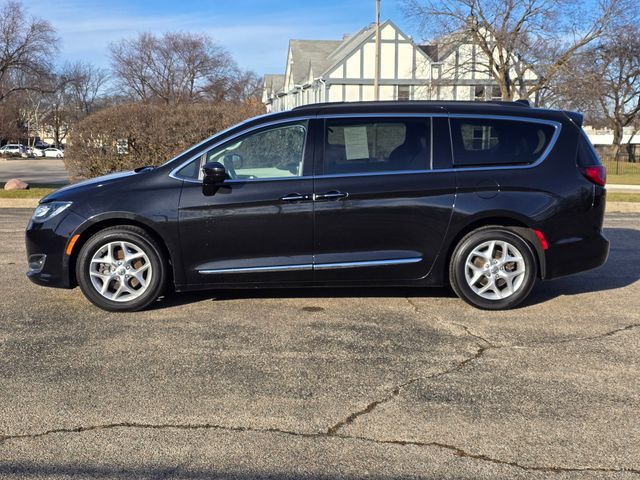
top-left (474, 85), bottom-right (485, 101)
top-left (491, 86), bottom-right (502, 100)
top-left (397, 85), bottom-right (410, 101)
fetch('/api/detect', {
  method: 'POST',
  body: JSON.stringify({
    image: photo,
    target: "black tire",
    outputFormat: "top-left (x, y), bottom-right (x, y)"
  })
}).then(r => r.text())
top-left (76, 226), bottom-right (167, 312)
top-left (449, 227), bottom-right (537, 310)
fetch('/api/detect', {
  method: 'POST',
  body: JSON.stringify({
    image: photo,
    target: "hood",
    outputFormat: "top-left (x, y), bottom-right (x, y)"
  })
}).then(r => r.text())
top-left (41, 170), bottom-right (138, 203)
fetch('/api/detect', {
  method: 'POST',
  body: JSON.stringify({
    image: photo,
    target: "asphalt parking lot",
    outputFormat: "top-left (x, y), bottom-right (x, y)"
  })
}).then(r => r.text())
top-left (1, 208), bottom-right (639, 479)
top-left (0, 159), bottom-right (69, 185)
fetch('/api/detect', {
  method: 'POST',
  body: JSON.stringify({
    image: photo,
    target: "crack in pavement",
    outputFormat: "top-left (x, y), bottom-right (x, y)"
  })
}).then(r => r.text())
top-left (2, 301), bottom-right (637, 476)
top-left (326, 310), bottom-right (640, 439)
top-left (408, 297), bottom-right (640, 349)
top-left (1, 421), bottom-right (638, 476)
top-left (325, 304), bottom-right (640, 471)
top-left (325, 301), bottom-right (500, 437)
top-left (327, 344), bottom-right (491, 435)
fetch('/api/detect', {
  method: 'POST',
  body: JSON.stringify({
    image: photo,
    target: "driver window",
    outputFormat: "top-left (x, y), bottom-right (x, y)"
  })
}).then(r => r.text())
top-left (198, 121), bottom-right (307, 180)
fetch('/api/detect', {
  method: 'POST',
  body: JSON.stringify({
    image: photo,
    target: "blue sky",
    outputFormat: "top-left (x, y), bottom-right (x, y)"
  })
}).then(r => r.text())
top-left (24, 0), bottom-right (414, 76)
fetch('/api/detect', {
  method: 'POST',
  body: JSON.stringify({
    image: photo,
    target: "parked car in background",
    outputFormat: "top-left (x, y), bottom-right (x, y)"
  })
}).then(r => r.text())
top-left (25, 101), bottom-right (609, 312)
top-left (27, 147), bottom-right (45, 157)
top-left (0, 144), bottom-right (27, 156)
top-left (43, 148), bottom-right (64, 158)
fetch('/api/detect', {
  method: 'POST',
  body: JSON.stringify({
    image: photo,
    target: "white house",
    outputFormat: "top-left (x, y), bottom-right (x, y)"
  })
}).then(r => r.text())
top-left (263, 20), bottom-right (538, 112)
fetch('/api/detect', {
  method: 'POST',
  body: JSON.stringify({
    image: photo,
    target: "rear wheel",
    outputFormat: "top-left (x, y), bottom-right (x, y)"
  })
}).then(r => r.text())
top-left (449, 227), bottom-right (537, 310)
top-left (76, 226), bottom-right (166, 311)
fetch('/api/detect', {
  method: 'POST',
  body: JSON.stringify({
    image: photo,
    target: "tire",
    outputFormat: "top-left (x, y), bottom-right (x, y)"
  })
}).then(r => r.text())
top-left (449, 227), bottom-right (537, 310)
top-left (76, 226), bottom-right (167, 312)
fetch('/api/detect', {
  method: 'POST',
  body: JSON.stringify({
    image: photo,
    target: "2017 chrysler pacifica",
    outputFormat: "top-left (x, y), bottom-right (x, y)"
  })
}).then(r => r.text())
top-left (26, 101), bottom-right (609, 311)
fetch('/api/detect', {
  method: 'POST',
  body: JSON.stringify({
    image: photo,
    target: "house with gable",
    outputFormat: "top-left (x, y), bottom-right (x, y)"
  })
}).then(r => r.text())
top-left (263, 20), bottom-right (537, 112)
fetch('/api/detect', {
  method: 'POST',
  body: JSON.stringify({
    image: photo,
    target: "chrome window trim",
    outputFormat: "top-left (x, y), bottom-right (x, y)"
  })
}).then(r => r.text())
top-left (169, 116), bottom-right (314, 183)
top-left (170, 112), bottom-right (562, 184)
top-left (447, 114), bottom-right (562, 170)
top-left (198, 256), bottom-right (423, 274)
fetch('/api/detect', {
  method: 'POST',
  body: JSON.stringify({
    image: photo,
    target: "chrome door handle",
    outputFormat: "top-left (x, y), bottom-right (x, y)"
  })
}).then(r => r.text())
top-left (314, 191), bottom-right (349, 201)
top-left (280, 193), bottom-right (310, 202)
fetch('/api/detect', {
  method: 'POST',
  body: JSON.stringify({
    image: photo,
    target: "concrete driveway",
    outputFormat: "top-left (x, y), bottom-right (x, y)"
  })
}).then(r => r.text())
top-left (0, 159), bottom-right (69, 185)
top-left (0, 209), bottom-right (638, 479)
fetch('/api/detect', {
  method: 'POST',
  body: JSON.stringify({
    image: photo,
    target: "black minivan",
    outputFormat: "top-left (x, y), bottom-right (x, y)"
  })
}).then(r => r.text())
top-left (26, 101), bottom-right (609, 311)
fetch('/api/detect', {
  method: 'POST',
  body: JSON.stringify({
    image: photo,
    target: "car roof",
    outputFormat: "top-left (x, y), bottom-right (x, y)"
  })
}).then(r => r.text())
top-left (256, 100), bottom-right (571, 123)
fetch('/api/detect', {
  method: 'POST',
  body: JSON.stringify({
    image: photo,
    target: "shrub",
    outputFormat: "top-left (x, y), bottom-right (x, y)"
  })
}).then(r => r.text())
top-left (64, 100), bottom-right (265, 179)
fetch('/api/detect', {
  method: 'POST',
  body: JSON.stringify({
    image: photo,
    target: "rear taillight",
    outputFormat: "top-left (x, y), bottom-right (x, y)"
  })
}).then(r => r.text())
top-left (581, 165), bottom-right (606, 186)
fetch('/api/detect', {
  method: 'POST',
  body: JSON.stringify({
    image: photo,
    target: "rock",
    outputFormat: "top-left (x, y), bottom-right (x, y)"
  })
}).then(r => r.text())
top-left (4, 179), bottom-right (29, 190)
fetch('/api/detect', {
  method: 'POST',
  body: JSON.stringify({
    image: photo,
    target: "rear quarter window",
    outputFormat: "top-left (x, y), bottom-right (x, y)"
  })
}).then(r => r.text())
top-left (577, 130), bottom-right (602, 167)
top-left (450, 117), bottom-right (557, 167)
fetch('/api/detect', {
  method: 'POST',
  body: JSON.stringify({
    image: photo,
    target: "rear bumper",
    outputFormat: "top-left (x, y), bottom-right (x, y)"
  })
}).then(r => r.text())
top-left (544, 231), bottom-right (610, 279)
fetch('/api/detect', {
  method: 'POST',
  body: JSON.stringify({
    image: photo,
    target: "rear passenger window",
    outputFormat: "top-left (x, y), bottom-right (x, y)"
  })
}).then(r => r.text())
top-left (450, 118), bottom-right (556, 167)
top-left (324, 118), bottom-right (431, 175)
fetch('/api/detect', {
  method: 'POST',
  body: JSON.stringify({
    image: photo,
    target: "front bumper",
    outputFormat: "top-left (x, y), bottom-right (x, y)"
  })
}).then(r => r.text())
top-left (25, 210), bottom-right (86, 289)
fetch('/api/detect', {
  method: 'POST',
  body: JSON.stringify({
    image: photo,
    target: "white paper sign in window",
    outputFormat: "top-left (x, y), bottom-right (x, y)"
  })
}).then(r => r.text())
top-left (343, 126), bottom-right (369, 160)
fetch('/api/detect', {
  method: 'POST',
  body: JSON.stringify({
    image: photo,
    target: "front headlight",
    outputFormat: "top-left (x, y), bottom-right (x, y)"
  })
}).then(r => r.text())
top-left (31, 202), bottom-right (72, 223)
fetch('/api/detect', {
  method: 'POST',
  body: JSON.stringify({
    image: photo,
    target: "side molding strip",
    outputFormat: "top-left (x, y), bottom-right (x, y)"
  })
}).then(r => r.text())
top-left (313, 257), bottom-right (423, 270)
top-left (198, 257), bottom-right (423, 274)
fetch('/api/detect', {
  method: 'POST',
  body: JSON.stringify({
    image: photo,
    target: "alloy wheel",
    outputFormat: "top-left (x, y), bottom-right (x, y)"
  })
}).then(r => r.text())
top-left (464, 240), bottom-right (526, 300)
top-left (88, 241), bottom-right (153, 302)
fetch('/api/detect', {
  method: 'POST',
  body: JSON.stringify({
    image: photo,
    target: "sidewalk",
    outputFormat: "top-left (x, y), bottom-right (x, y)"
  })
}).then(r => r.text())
top-left (607, 184), bottom-right (640, 193)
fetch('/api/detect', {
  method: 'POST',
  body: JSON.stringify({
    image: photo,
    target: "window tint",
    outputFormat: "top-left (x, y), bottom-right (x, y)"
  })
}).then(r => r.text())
top-left (175, 121), bottom-right (307, 180)
top-left (324, 119), bottom-right (431, 175)
top-left (450, 117), bottom-right (556, 166)
top-left (577, 129), bottom-right (602, 167)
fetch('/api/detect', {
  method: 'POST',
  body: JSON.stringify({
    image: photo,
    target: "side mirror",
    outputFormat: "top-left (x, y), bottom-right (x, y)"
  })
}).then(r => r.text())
top-left (202, 161), bottom-right (227, 185)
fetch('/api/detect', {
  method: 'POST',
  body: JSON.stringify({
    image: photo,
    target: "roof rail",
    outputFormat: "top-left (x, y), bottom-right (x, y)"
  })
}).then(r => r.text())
top-left (514, 99), bottom-right (531, 107)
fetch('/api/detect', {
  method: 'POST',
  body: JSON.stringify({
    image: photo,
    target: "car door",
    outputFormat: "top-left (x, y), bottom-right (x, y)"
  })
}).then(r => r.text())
top-left (176, 120), bottom-right (316, 286)
top-left (312, 115), bottom-right (456, 283)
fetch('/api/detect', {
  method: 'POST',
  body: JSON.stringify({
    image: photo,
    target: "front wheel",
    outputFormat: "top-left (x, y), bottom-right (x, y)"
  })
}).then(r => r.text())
top-left (76, 226), bottom-right (167, 311)
top-left (449, 227), bottom-right (537, 310)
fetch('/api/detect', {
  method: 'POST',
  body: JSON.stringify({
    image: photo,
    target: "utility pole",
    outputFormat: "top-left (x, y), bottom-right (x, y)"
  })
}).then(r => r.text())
top-left (374, 0), bottom-right (380, 101)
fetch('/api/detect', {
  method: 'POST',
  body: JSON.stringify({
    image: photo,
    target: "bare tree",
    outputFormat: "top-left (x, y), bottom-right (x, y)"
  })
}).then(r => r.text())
top-left (66, 61), bottom-right (110, 117)
top-left (38, 69), bottom-right (77, 147)
top-left (110, 32), bottom-right (235, 105)
top-left (0, 95), bottom-right (23, 140)
top-left (403, 0), bottom-right (630, 103)
top-left (204, 68), bottom-right (263, 102)
top-left (556, 26), bottom-right (640, 159)
top-left (19, 61), bottom-right (111, 147)
top-left (0, 1), bottom-right (58, 102)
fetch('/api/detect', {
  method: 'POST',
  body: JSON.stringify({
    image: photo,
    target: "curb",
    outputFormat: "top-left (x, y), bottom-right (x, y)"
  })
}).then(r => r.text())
top-left (606, 201), bottom-right (640, 213)
top-left (607, 184), bottom-right (640, 193)
top-left (0, 198), bottom-right (39, 208)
